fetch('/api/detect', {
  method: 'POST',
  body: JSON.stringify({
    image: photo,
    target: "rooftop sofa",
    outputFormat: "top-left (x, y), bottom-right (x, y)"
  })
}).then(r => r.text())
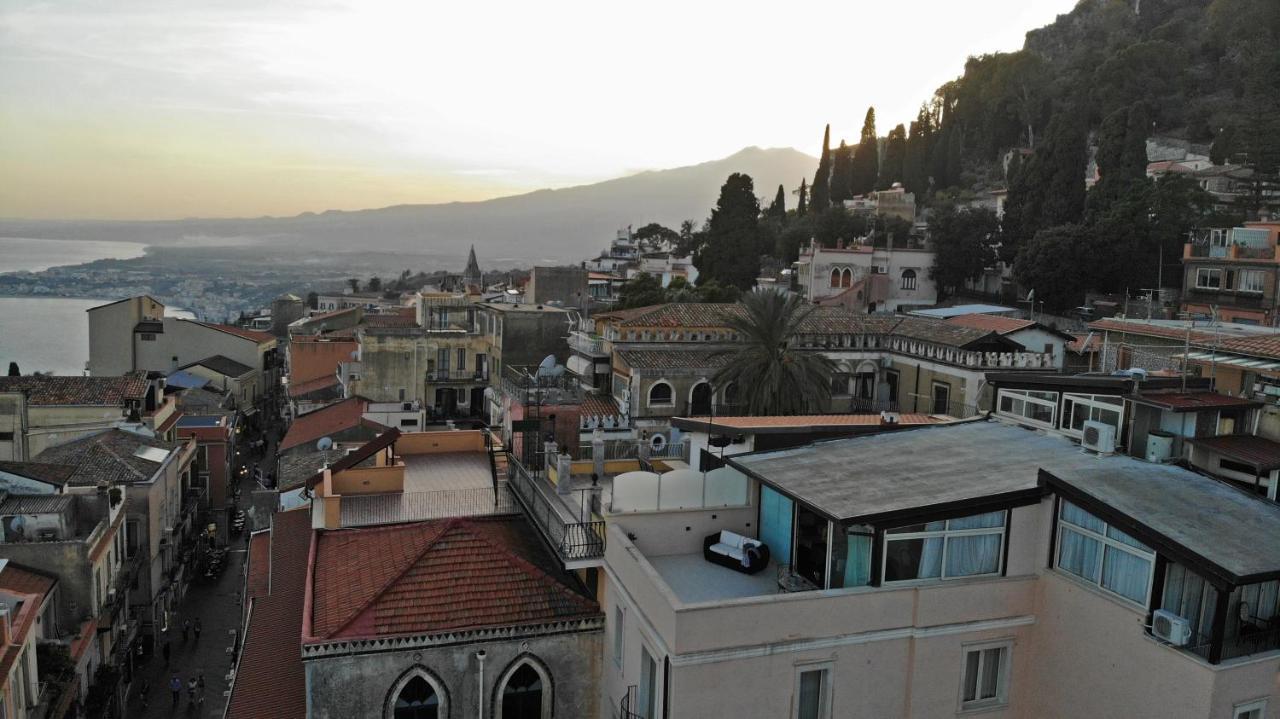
top-left (703, 530), bottom-right (770, 574)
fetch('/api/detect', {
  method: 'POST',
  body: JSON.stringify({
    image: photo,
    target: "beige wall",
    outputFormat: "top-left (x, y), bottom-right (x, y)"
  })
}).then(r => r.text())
top-left (397, 430), bottom-right (487, 455)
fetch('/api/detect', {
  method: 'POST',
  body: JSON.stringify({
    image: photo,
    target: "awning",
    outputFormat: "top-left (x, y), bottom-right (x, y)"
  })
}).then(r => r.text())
top-left (1178, 352), bottom-right (1280, 371)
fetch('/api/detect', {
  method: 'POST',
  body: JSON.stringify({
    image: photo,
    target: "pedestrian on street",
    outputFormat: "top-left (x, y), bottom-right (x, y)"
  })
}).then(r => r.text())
top-left (187, 676), bottom-right (198, 707)
top-left (197, 673), bottom-right (206, 705)
top-left (194, 617), bottom-right (202, 643)
top-left (139, 678), bottom-right (150, 710)
top-left (162, 640), bottom-right (171, 667)
top-left (182, 618), bottom-right (191, 643)
top-left (169, 674), bottom-right (181, 709)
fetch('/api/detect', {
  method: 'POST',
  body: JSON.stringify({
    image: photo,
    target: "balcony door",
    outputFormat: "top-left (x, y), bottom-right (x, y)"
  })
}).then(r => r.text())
top-left (638, 646), bottom-right (658, 719)
top-left (760, 485), bottom-right (794, 568)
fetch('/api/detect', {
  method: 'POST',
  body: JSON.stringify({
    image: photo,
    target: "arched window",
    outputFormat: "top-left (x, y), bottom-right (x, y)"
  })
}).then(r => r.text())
top-left (648, 382), bottom-right (673, 406)
top-left (494, 657), bottom-right (553, 719)
top-left (829, 268), bottom-right (842, 288)
top-left (690, 382), bottom-right (712, 416)
top-left (395, 678), bottom-right (439, 719)
top-left (841, 268), bottom-right (853, 288)
top-left (722, 382), bottom-right (739, 408)
top-left (901, 269), bottom-right (917, 290)
top-left (387, 670), bottom-right (445, 719)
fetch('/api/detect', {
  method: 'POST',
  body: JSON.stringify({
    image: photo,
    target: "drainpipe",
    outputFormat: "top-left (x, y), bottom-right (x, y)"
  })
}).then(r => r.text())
top-left (476, 649), bottom-right (486, 719)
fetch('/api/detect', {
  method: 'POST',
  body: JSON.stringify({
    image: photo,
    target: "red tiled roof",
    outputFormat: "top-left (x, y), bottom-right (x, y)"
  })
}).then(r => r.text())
top-left (0, 563), bottom-right (57, 599)
top-left (1087, 319), bottom-right (1217, 343)
top-left (192, 321), bottom-right (275, 344)
top-left (1134, 392), bottom-right (1261, 412)
top-left (246, 531), bottom-right (271, 601)
top-left (287, 375), bottom-right (340, 399)
top-left (280, 398), bottom-right (385, 451)
top-left (226, 509), bottom-right (310, 719)
top-left (0, 374), bottom-right (148, 406)
top-left (1216, 334), bottom-right (1280, 361)
top-left (306, 516), bottom-right (599, 643)
top-left (1187, 434), bottom-right (1280, 472)
top-left (1067, 333), bottom-right (1102, 354)
top-left (581, 394), bottom-right (621, 418)
top-left (596, 303), bottom-right (741, 328)
top-left (946, 313), bottom-right (1035, 335)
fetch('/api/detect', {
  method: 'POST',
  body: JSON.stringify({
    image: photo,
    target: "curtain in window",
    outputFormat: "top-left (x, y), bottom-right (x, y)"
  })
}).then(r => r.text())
top-left (946, 534), bottom-right (1002, 577)
top-left (919, 534), bottom-right (944, 579)
top-left (797, 671), bottom-right (822, 719)
top-left (1058, 528), bottom-right (1101, 580)
top-left (759, 485), bottom-right (793, 567)
top-left (949, 511), bottom-right (1004, 530)
top-left (1101, 545), bottom-right (1152, 603)
top-left (844, 534), bottom-right (872, 587)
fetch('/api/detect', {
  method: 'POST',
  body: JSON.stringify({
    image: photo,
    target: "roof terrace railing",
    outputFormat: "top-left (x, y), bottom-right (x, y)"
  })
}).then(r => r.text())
top-left (505, 453), bottom-right (604, 562)
top-left (568, 331), bottom-right (607, 356)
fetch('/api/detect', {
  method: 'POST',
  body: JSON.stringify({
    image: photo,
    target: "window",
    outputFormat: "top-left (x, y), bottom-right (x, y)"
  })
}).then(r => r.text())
top-left (829, 373), bottom-right (851, 396)
top-left (386, 669), bottom-right (446, 719)
top-left (613, 606), bottom-right (625, 667)
top-left (1240, 270), bottom-right (1267, 293)
top-left (0, 432), bottom-right (13, 442)
top-left (996, 388), bottom-right (1058, 428)
top-left (1234, 700), bottom-right (1268, 719)
top-left (648, 382), bottom-right (673, 406)
top-left (959, 641), bottom-right (1010, 711)
top-left (125, 520), bottom-right (139, 559)
top-left (793, 664), bottom-right (832, 719)
top-left (1196, 268), bottom-right (1222, 289)
top-left (1056, 500), bottom-right (1154, 605)
top-left (1061, 393), bottom-right (1124, 437)
top-left (883, 511), bottom-right (1007, 582)
top-left (638, 646), bottom-right (659, 719)
top-left (841, 268), bottom-right (853, 288)
top-left (931, 382), bottom-right (951, 415)
top-left (456, 348), bottom-right (466, 371)
top-left (901, 269), bottom-right (918, 290)
top-left (497, 660), bottom-right (550, 719)
top-left (139, 333), bottom-right (156, 341)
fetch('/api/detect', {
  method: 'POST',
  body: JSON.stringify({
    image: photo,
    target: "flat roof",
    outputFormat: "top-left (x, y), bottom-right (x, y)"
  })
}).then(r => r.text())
top-left (1187, 434), bottom-right (1280, 472)
top-left (1131, 392), bottom-right (1260, 412)
top-left (1043, 464), bottom-right (1280, 585)
top-left (672, 414), bottom-right (944, 434)
top-left (908, 304), bottom-right (1016, 319)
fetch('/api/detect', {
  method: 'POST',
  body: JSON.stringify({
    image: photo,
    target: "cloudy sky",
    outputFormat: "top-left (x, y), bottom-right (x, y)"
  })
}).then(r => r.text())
top-left (0, 0), bottom-right (1077, 220)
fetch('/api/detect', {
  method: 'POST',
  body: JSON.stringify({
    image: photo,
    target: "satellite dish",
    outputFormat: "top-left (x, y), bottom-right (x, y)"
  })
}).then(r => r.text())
top-left (316, 436), bottom-right (334, 451)
top-left (537, 355), bottom-right (556, 373)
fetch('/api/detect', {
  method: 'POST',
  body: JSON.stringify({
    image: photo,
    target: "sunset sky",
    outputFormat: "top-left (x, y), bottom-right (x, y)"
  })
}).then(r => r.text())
top-left (1, 0), bottom-right (1078, 220)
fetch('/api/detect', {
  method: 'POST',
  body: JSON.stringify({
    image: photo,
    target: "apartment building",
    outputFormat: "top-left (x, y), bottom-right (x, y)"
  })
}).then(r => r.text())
top-left (0, 374), bottom-right (149, 461)
top-left (1182, 222), bottom-right (1280, 325)
top-left (0, 561), bottom-right (56, 719)
top-left (86, 295), bottom-right (281, 411)
top-left (794, 237), bottom-right (936, 313)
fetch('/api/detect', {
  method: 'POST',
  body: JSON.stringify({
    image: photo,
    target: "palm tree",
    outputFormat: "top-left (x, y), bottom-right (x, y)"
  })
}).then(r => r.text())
top-left (713, 290), bottom-right (836, 415)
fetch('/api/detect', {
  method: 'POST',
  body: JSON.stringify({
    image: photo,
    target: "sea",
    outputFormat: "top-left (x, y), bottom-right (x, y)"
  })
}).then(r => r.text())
top-left (0, 237), bottom-right (149, 375)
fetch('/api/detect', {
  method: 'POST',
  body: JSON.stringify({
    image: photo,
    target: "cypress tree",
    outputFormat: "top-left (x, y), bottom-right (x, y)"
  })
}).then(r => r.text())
top-left (851, 107), bottom-right (879, 195)
top-left (903, 105), bottom-right (933, 195)
top-left (880, 124), bottom-right (907, 189)
top-left (769, 184), bottom-right (787, 223)
top-left (796, 179), bottom-right (808, 216)
top-left (830, 140), bottom-right (854, 204)
top-left (811, 124), bottom-right (832, 212)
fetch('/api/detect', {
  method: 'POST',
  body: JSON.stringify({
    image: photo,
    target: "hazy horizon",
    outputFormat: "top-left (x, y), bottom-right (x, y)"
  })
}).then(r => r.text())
top-left (2, 0), bottom-right (1078, 221)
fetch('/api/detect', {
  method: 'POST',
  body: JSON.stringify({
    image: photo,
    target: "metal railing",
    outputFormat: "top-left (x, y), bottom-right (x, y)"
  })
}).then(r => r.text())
top-left (620, 686), bottom-right (643, 719)
top-left (426, 369), bottom-right (489, 382)
top-left (574, 438), bottom-right (691, 463)
top-left (505, 455), bottom-right (605, 562)
top-left (1180, 619), bottom-right (1280, 663)
top-left (568, 331), bottom-right (607, 356)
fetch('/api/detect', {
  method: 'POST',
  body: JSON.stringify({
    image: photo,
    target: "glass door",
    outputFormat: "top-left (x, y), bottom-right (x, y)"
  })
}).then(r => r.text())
top-left (639, 647), bottom-right (657, 719)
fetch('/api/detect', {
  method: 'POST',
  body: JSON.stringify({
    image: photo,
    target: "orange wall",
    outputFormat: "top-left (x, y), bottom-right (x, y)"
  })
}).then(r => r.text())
top-left (396, 430), bottom-right (487, 455)
top-left (290, 339), bottom-right (359, 384)
top-left (331, 465), bottom-right (404, 495)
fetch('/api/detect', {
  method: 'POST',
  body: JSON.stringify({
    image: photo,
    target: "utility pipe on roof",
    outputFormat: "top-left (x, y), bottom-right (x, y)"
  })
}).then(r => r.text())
top-left (476, 649), bottom-right (486, 719)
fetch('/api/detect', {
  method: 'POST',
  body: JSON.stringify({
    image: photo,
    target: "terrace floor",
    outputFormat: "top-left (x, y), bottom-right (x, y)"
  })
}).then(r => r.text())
top-left (648, 553), bottom-right (781, 603)
top-left (340, 451), bottom-right (508, 527)
top-left (404, 452), bottom-right (491, 492)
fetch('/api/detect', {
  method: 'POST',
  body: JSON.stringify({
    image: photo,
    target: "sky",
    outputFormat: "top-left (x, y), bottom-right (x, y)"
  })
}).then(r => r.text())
top-left (0, 0), bottom-right (1079, 221)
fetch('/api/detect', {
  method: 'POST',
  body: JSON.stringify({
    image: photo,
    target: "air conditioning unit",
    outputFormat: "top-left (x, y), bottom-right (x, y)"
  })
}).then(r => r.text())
top-left (873, 265), bottom-right (888, 274)
top-left (1151, 609), bottom-right (1192, 646)
top-left (1081, 420), bottom-right (1117, 455)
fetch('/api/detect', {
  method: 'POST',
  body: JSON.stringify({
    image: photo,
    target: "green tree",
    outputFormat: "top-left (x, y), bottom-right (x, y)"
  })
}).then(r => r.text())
top-left (367, 276), bottom-right (382, 292)
top-left (880, 124), bottom-right (907, 189)
top-left (795, 178), bottom-right (808, 216)
top-left (768, 184), bottom-right (787, 223)
top-left (850, 107), bottom-right (879, 195)
top-left (634, 222), bottom-right (681, 251)
top-left (6, 362), bottom-right (18, 377)
top-left (928, 206), bottom-right (1000, 300)
top-left (712, 290), bottom-right (836, 415)
top-left (305, 291), bottom-right (318, 309)
top-left (696, 280), bottom-right (742, 303)
top-left (693, 173), bottom-right (764, 290)
top-left (830, 141), bottom-right (854, 204)
top-left (1014, 224), bottom-right (1091, 312)
top-left (617, 273), bottom-right (667, 309)
top-left (676, 220), bottom-right (701, 256)
top-left (346, 278), bottom-right (360, 293)
top-left (903, 105), bottom-right (934, 195)
top-left (810, 125), bottom-right (832, 212)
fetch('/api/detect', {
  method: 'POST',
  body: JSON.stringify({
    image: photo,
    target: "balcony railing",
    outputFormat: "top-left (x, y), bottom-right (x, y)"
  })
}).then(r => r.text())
top-left (426, 369), bottom-right (489, 383)
top-left (505, 455), bottom-right (604, 562)
top-left (620, 686), bottom-right (643, 719)
top-left (574, 438), bottom-right (691, 463)
top-left (568, 331), bottom-right (607, 356)
top-left (1178, 618), bottom-right (1280, 664)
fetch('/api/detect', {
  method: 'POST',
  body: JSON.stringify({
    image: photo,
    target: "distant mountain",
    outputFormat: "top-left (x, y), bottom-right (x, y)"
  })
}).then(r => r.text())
top-left (0, 146), bottom-right (816, 266)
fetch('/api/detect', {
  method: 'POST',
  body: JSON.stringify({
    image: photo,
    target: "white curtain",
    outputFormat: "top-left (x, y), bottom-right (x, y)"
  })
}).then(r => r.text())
top-left (1101, 546), bottom-right (1151, 603)
top-left (1058, 528), bottom-right (1101, 580)
top-left (946, 534), bottom-right (1002, 577)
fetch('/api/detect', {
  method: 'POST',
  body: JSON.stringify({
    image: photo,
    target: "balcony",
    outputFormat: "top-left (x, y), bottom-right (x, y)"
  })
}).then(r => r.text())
top-left (1184, 286), bottom-right (1267, 309)
top-left (1185, 242), bottom-right (1278, 261)
top-left (425, 369), bottom-right (489, 384)
top-left (505, 455), bottom-right (604, 565)
top-left (568, 331), bottom-right (608, 357)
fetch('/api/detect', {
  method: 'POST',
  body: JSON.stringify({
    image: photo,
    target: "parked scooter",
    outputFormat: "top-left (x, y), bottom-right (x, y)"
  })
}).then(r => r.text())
top-left (230, 510), bottom-right (246, 536)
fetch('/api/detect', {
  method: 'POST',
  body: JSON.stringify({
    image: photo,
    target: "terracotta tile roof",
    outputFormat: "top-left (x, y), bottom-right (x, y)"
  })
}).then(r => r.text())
top-left (0, 461), bottom-right (75, 487)
top-left (1067, 333), bottom-right (1101, 354)
top-left (306, 516), bottom-right (599, 643)
top-left (191, 321), bottom-right (275, 344)
top-left (581, 394), bottom-right (621, 417)
top-left (0, 494), bottom-right (73, 515)
top-left (795, 306), bottom-right (903, 334)
top-left (1087, 318), bottom-right (1217, 343)
top-left (946, 313), bottom-right (1036, 334)
top-left (0, 564), bottom-right (50, 680)
top-left (286, 374), bottom-right (341, 399)
top-left (1215, 334), bottom-right (1280, 361)
top-left (35, 429), bottom-right (182, 486)
top-left (598, 303), bottom-right (742, 328)
top-left (615, 348), bottom-right (733, 371)
top-left (1187, 434), bottom-right (1280, 472)
top-left (280, 397), bottom-right (385, 452)
top-left (892, 316), bottom-right (1017, 349)
top-left (245, 531), bottom-right (272, 601)
top-left (0, 562), bottom-right (57, 599)
top-left (227, 509), bottom-right (310, 719)
top-left (1133, 392), bottom-right (1261, 412)
top-left (277, 447), bottom-right (352, 491)
top-left (0, 374), bottom-right (148, 406)
top-left (180, 355), bottom-right (254, 378)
